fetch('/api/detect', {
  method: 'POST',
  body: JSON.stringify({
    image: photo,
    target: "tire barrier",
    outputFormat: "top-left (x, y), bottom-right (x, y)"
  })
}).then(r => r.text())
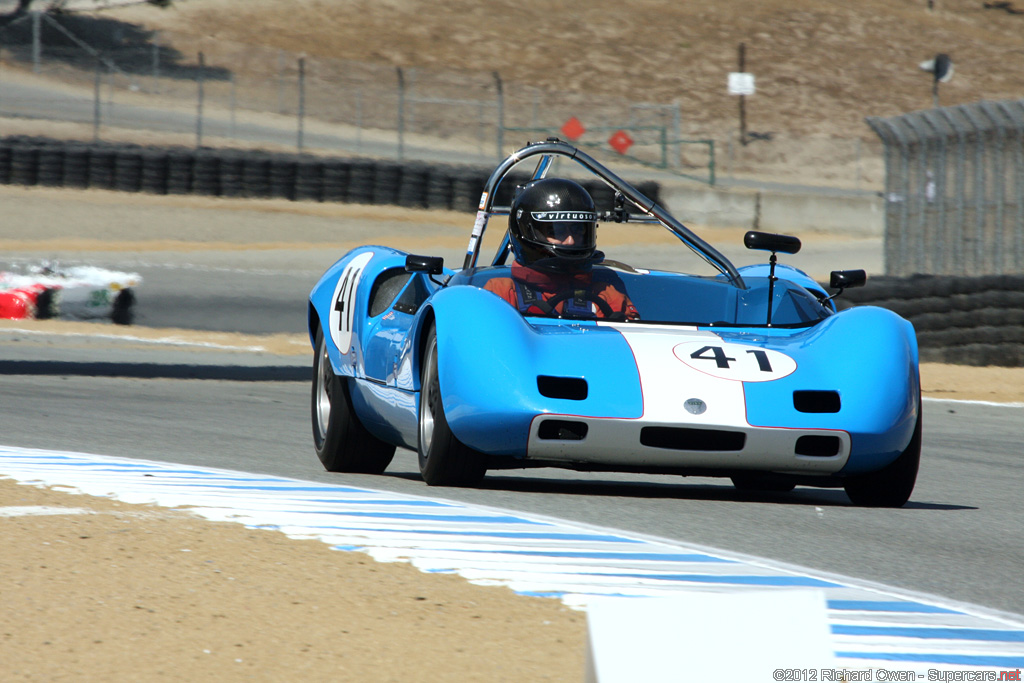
top-left (140, 149), bottom-right (169, 196)
top-left (62, 144), bottom-right (90, 189)
top-left (113, 147), bottom-right (143, 194)
top-left (218, 151), bottom-right (246, 199)
top-left (0, 136), bottom-right (666, 219)
top-left (37, 146), bottom-right (64, 188)
top-left (165, 148), bottom-right (193, 195)
top-left (87, 146), bottom-right (116, 191)
top-left (294, 157), bottom-right (324, 203)
top-left (840, 274), bottom-right (1024, 367)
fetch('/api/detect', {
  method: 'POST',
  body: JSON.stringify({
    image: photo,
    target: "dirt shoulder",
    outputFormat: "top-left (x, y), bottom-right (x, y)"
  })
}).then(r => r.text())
top-left (0, 477), bottom-right (585, 682)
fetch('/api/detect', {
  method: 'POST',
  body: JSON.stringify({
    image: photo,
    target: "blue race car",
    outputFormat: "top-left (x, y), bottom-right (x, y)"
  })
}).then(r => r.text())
top-left (308, 140), bottom-right (920, 507)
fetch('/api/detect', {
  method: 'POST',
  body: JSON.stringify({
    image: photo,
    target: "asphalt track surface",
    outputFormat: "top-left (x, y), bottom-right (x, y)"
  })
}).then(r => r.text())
top-left (1, 321), bottom-right (1022, 621)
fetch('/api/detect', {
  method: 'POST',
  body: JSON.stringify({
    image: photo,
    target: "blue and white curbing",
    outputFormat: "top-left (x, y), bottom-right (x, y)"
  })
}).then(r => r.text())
top-left (2, 445), bottom-right (1023, 675)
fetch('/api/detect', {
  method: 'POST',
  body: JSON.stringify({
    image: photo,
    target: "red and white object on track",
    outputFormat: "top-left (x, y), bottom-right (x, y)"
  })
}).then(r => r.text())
top-left (0, 263), bottom-right (142, 324)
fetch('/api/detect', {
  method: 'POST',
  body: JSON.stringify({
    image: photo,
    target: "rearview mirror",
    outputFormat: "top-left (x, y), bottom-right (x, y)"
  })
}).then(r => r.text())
top-left (405, 255), bottom-right (444, 275)
top-left (744, 231), bottom-right (802, 255)
top-left (829, 269), bottom-right (867, 290)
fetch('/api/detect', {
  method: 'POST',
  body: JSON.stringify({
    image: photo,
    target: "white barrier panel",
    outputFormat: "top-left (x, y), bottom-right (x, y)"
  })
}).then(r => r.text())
top-left (585, 589), bottom-right (835, 683)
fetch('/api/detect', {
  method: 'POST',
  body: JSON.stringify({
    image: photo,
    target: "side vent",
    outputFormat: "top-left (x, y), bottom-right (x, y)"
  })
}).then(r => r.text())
top-left (795, 435), bottom-right (842, 457)
top-left (538, 420), bottom-right (588, 441)
top-left (793, 390), bottom-right (841, 414)
top-left (537, 376), bottom-right (588, 401)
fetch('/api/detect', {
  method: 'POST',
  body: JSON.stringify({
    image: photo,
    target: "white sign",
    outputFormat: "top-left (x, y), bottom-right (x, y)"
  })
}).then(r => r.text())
top-left (728, 72), bottom-right (755, 96)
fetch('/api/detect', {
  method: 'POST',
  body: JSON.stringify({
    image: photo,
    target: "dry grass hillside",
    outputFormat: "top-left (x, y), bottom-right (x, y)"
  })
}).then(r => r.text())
top-left (111, 0), bottom-right (1024, 142)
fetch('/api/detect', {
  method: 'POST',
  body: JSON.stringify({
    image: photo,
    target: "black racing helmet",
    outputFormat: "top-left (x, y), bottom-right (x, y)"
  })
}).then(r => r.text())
top-left (509, 178), bottom-right (598, 271)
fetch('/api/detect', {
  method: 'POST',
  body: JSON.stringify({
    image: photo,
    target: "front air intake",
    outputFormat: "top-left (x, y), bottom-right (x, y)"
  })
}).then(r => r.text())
top-left (793, 390), bottom-right (841, 413)
top-left (537, 376), bottom-right (588, 401)
top-left (538, 419), bottom-right (588, 441)
top-left (640, 427), bottom-right (746, 452)
top-left (795, 435), bottom-right (842, 457)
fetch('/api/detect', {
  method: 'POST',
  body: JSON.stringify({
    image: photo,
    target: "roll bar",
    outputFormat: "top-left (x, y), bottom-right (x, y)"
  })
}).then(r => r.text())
top-left (461, 139), bottom-right (746, 289)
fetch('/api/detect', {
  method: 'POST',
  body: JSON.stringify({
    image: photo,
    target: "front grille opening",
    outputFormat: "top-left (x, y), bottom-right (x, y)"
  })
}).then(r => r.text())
top-left (537, 375), bottom-right (588, 401)
top-left (795, 435), bottom-right (842, 457)
top-left (640, 427), bottom-right (746, 452)
top-left (793, 390), bottom-right (841, 413)
top-left (538, 419), bottom-right (588, 441)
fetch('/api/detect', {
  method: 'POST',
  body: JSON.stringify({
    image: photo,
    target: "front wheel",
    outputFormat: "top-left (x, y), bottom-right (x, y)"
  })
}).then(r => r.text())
top-left (843, 401), bottom-right (922, 508)
top-left (312, 327), bottom-right (395, 473)
top-left (417, 326), bottom-right (486, 486)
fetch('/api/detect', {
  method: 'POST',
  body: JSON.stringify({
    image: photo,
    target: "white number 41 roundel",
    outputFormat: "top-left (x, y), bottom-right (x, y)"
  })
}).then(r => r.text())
top-left (673, 340), bottom-right (796, 382)
top-left (329, 251), bottom-right (374, 354)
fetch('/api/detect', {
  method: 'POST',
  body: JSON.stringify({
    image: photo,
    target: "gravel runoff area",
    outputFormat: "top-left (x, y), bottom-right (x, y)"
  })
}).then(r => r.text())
top-left (1, 185), bottom-right (1022, 681)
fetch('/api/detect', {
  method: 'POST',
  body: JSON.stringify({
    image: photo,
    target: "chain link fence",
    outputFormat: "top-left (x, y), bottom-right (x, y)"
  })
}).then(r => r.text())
top-left (0, 12), bottom-right (718, 180)
top-left (867, 100), bottom-right (1024, 277)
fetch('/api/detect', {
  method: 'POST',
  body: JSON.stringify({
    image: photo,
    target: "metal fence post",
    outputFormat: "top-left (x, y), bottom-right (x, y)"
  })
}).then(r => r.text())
top-left (31, 11), bottom-right (41, 74)
top-left (938, 108), bottom-right (968, 275)
top-left (980, 102), bottom-right (1009, 274)
top-left (673, 102), bottom-right (682, 170)
top-left (396, 67), bottom-right (405, 161)
top-left (494, 71), bottom-right (504, 160)
top-left (152, 32), bottom-right (160, 94)
top-left (904, 115), bottom-right (934, 274)
top-left (93, 56), bottom-right (102, 142)
top-left (355, 88), bottom-right (363, 153)
top-left (196, 51), bottom-right (205, 148)
top-left (298, 57), bottom-right (306, 152)
top-left (996, 101), bottom-right (1024, 272)
top-left (960, 105), bottom-right (990, 276)
top-left (922, 110), bottom-right (952, 273)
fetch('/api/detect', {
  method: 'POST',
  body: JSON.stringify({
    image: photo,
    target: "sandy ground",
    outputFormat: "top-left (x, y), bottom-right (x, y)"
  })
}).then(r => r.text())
top-left (0, 478), bottom-right (585, 682)
top-left (1, 185), bottom-right (1022, 681)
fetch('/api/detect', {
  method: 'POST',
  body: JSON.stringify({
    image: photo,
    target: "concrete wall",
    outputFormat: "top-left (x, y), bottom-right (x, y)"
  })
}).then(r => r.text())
top-left (660, 183), bottom-right (884, 237)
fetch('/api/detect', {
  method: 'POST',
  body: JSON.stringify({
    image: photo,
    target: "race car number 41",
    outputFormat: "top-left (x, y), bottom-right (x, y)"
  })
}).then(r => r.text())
top-left (329, 251), bottom-right (374, 354)
top-left (673, 340), bottom-right (797, 382)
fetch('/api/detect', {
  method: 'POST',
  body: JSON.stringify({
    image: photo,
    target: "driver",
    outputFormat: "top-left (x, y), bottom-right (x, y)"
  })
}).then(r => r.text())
top-left (483, 178), bottom-right (639, 320)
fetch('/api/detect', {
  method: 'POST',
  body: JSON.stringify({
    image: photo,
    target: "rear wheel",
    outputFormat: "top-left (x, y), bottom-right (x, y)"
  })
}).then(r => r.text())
top-left (417, 326), bottom-right (486, 486)
top-left (312, 327), bottom-right (395, 473)
top-left (843, 401), bottom-right (922, 508)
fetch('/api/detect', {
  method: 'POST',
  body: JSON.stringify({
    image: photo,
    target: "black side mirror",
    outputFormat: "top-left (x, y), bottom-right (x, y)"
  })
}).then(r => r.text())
top-left (405, 255), bottom-right (444, 275)
top-left (743, 231), bottom-right (802, 255)
top-left (829, 269), bottom-right (867, 290)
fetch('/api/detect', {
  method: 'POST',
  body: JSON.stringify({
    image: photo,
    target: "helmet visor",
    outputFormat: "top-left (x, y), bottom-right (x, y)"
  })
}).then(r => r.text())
top-left (528, 211), bottom-right (597, 250)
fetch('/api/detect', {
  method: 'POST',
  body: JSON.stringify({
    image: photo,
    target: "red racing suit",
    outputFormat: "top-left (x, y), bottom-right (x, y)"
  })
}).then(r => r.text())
top-left (482, 263), bottom-right (640, 320)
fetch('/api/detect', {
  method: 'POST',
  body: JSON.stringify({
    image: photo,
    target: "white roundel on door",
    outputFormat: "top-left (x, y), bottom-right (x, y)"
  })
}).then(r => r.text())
top-left (329, 251), bottom-right (375, 354)
top-left (672, 340), bottom-right (796, 382)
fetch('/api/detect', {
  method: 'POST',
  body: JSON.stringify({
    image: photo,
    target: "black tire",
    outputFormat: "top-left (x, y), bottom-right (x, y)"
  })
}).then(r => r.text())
top-left (110, 289), bottom-right (135, 325)
top-left (843, 399), bottom-right (922, 508)
top-left (417, 326), bottom-right (487, 486)
top-left (312, 327), bottom-right (395, 473)
top-left (730, 474), bottom-right (796, 493)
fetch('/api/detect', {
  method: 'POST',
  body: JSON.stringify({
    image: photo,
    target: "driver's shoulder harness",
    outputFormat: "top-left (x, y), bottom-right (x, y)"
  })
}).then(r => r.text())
top-left (513, 280), bottom-right (595, 317)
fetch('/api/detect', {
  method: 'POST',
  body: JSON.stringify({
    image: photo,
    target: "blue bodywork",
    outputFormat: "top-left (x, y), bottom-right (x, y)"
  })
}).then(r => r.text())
top-left (309, 248), bottom-right (919, 477)
top-left (308, 140), bottom-right (920, 487)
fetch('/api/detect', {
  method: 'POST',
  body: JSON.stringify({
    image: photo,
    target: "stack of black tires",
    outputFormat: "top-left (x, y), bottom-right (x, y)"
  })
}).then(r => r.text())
top-left (0, 135), bottom-right (663, 213)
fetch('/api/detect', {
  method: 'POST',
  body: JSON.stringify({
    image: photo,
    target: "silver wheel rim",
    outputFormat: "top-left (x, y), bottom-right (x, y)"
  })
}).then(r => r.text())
top-left (418, 340), bottom-right (436, 455)
top-left (315, 338), bottom-right (331, 442)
